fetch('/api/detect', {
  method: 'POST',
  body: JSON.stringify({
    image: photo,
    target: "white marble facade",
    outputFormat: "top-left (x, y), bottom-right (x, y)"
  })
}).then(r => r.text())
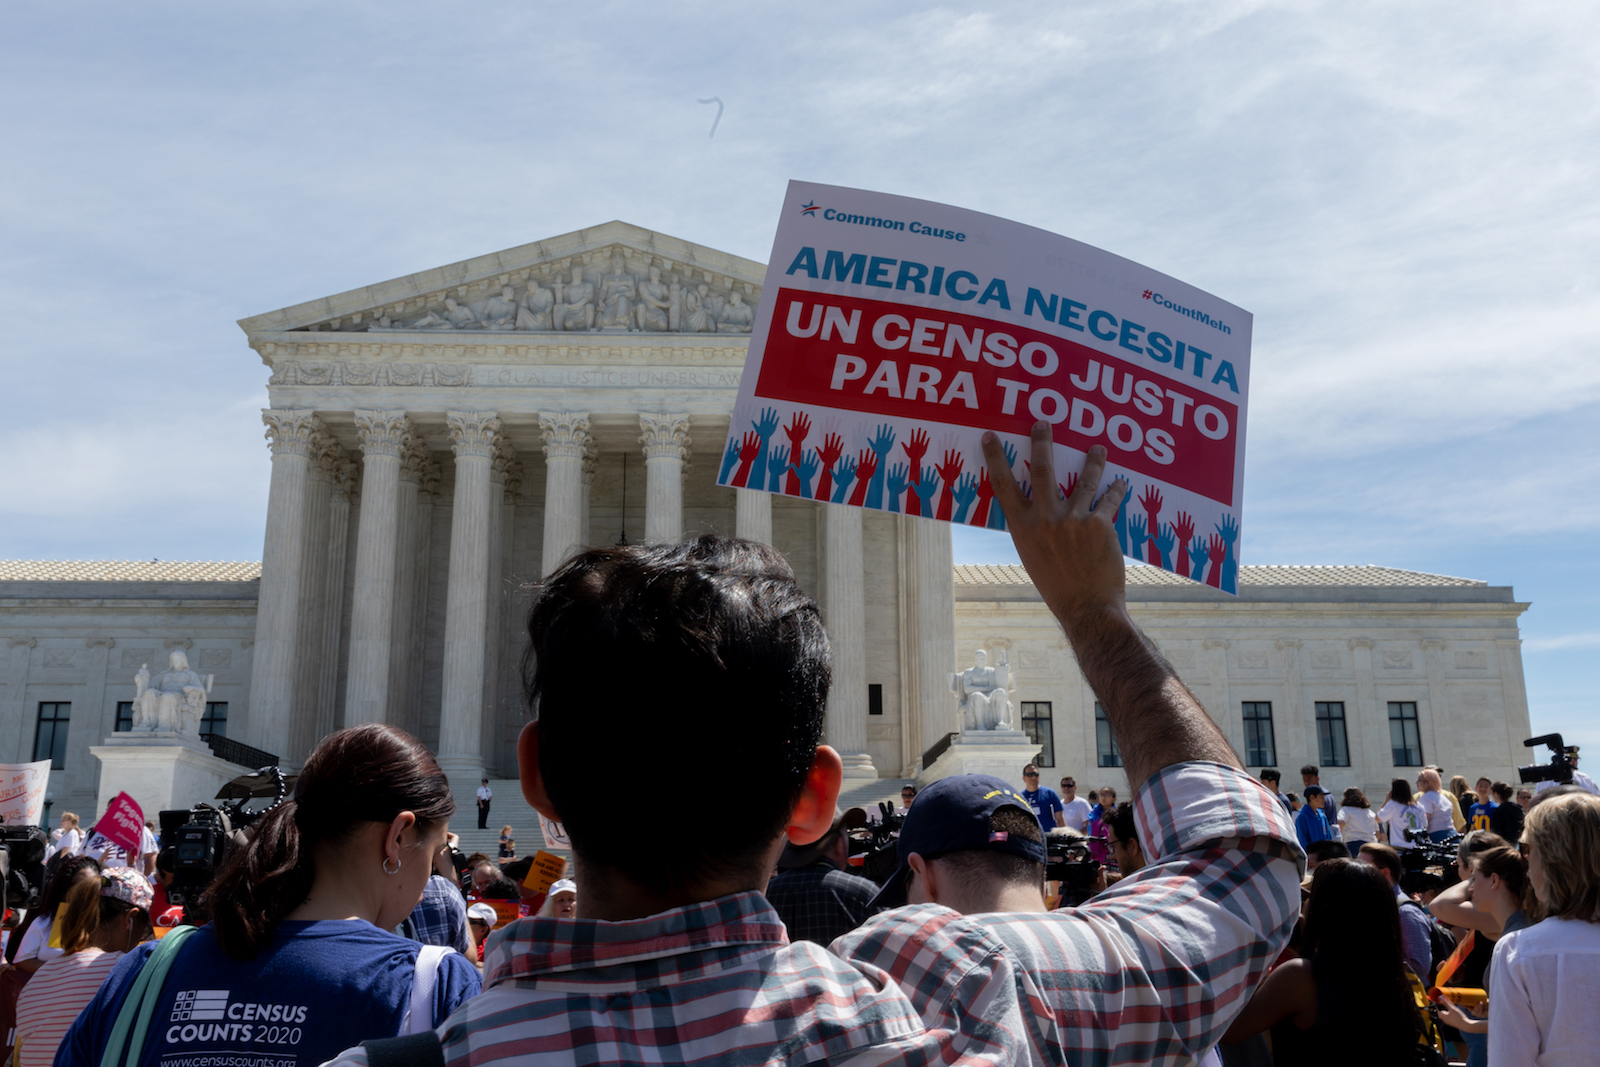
top-left (0, 223), bottom-right (1534, 821)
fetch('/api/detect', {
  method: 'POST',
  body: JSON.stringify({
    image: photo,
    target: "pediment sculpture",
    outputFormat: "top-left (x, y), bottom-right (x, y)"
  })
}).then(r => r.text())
top-left (358, 249), bottom-right (756, 335)
top-left (130, 649), bottom-right (212, 737)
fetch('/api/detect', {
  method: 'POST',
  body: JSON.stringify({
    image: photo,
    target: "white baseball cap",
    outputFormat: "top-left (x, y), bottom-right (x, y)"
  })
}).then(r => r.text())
top-left (466, 902), bottom-right (499, 927)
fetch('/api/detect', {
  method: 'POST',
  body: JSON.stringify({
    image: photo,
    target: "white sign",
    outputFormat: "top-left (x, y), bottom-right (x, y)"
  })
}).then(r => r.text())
top-left (720, 181), bottom-right (1252, 592)
top-left (0, 760), bottom-right (52, 828)
top-left (539, 813), bottom-right (571, 850)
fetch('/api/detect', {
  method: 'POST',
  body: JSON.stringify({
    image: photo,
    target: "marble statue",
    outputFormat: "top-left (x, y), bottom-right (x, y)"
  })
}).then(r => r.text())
top-left (950, 649), bottom-right (1013, 732)
top-left (595, 254), bottom-right (637, 329)
top-left (482, 286), bottom-right (520, 330)
top-left (553, 267), bottom-right (595, 332)
top-left (716, 289), bottom-right (754, 333)
top-left (667, 277), bottom-right (684, 332)
top-left (516, 278), bottom-right (555, 330)
top-left (635, 266), bottom-right (672, 332)
top-left (683, 283), bottom-right (717, 333)
top-left (130, 649), bottom-right (212, 736)
top-left (408, 297), bottom-right (478, 330)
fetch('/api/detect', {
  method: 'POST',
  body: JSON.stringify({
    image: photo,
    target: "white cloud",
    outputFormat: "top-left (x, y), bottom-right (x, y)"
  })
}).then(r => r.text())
top-left (1524, 633), bottom-right (1600, 653)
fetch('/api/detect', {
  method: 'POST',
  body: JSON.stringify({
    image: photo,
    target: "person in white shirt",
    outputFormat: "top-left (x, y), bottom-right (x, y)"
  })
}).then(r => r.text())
top-left (1335, 787), bottom-right (1379, 850)
top-left (1375, 778), bottom-right (1427, 849)
top-left (1415, 769), bottom-right (1455, 842)
top-left (1058, 775), bottom-right (1093, 833)
top-left (138, 823), bottom-right (159, 877)
top-left (476, 778), bottom-right (493, 829)
top-left (1489, 790), bottom-right (1600, 1066)
top-left (46, 813), bottom-right (82, 861)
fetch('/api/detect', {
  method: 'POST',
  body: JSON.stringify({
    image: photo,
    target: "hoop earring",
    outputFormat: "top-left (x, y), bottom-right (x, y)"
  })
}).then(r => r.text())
top-left (382, 856), bottom-right (401, 875)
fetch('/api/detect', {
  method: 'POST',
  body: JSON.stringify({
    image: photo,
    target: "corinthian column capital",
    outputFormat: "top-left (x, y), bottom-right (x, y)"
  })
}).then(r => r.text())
top-left (539, 412), bottom-right (591, 461)
top-left (400, 433), bottom-right (432, 484)
top-left (354, 410), bottom-right (412, 458)
top-left (638, 413), bottom-right (692, 461)
top-left (262, 410), bottom-right (323, 458)
top-left (447, 411), bottom-right (501, 460)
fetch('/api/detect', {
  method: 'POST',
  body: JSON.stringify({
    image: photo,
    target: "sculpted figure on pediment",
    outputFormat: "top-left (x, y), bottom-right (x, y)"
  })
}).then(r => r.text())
top-left (408, 297), bottom-right (478, 330)
top-left (683, 283), bottom-right (717, 333)
top-left (635, 266), bottom-right (672, 332)
top-left (482, 286), bottom-right (520, 331)
top-left (516, 278), bottom-right (555, 331)
top-left (716, 289), bottom-right (754, 333)
top-left (596, 253), bottom-right (637, 329)
top-left (667, 277), bottom-right (683, 331)
top-left (553, 267), bottom-right (595, 332)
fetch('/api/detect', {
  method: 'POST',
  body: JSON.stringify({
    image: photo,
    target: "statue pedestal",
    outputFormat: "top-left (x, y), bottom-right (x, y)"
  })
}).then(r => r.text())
top-left (917, 727), bottom-right (1044, 787)
top-left (90, 734), bottom-right (248, 822)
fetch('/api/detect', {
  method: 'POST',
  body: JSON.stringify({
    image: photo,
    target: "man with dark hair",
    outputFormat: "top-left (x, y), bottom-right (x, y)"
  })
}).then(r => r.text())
top-left (1300, 764), bottom-right (1336, 823)
top-left (1304, 839), bottom-right (1350, 870)
top-left (1259, 768), bottom-right (1290, 809)
top-left (838, 431), bottom-right (1303, 1065)
top-left (1020, 764), bottom-right (1065, 832)
top-left (1295, 785), bottom-right (1336, 848)
top-left (1104, 802), bottom-right (1146, 875)
top-left (869, 775), bottom-right (1048, 915)
top-left (1358, 842), bottom-right (1435, 980)
top-left (765, 807), bottom-right (877, 944)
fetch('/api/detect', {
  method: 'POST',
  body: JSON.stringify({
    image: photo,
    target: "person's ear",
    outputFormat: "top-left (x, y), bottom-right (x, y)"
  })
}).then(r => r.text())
top-left (385, 811), bottom-right (417, 867)
top-left (785, 745), bottom-right (843, 845)
top-left (517, 721), bottom-right (559, 819)
top-left (907, 852), bottom-right (938, 905)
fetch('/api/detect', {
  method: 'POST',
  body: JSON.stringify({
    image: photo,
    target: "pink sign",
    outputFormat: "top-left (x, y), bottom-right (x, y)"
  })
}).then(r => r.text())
top-left (97, 792), bottom-right (145, 859)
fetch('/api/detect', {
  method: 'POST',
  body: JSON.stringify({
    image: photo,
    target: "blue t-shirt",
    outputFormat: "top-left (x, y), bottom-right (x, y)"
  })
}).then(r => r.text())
top-left (1468, 800), bottom-right (1496, 832)
top-left (1021, 787), bottom-right (1064, 834)
top-left (55, 920), bottom-right (480, 1067)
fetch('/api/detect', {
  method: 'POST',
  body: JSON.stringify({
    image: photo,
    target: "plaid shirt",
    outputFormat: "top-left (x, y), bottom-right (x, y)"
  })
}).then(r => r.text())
top-left (834, 760), bottom-right (1305, 1067)
top-left (401, 873), bottom-right (474, 957)
top-left (324, 890), bottom-right (1050, 1067)
top-left (765, 861), bottom-right (878, 944)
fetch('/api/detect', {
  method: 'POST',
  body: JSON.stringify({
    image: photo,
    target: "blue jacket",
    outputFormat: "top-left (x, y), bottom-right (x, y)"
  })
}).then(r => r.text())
top-left (1295, 804), bottom-right (1335, 848)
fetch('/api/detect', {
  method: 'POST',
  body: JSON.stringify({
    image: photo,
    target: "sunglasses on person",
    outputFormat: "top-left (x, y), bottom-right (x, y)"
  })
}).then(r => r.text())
top-left (1023, 771), bottom-right (1039, 778)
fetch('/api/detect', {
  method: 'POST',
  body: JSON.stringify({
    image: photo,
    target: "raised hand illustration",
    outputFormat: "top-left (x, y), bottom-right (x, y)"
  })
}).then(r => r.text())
top-left (973, 468), bottom-right (995, 526)
top-left (1188, 535), bottom-right (1209, 581)
top-left (1109, 477), bottom-right (1131, 556)
top-left (782, 412), bottom-right (812, 496)
top-left (767, 445), bottom-right (789, 494)
top-left (830, 455), bottom-right (858, 503)
top-left (1215, 514), bottom-right (1240, 594)
top-left (1173, 512), bottom-right (1196, 576)
top-left (1127, 514), bottom-right (1150, 563)
top-left (730, 430), bottom-right (762, 488)
top-left (848, 448), bottom-right (878, 507)
top-left (1205, 534), bottom-right (1226, 588)
top-left (815, 432), bottom-right (845, 503)
top-left (951, 472), bottom-right (979, 523)
top-left (1138, 485), bottom-right (1164, 567)
top-left (748, 406), bottom-right (781, 489)
top-left (719, 435), bottom-right (741, 483)
top-left (914, 467), bottom-right (941, 518)
top-left (864, 424), bottom-right (897, 509)
top-left (900, 429), bottom-right (932, 514)
top-left (1058, 472), bottom-right (1079, 503)
top-left (1154, 522), bottom-right (1176, 570)
top-left (791, 448), bottom-right (820, 499)
top-left (935, 449), bottom-right (964, 521)
top-left (885, 462), bottom-right (910, 514)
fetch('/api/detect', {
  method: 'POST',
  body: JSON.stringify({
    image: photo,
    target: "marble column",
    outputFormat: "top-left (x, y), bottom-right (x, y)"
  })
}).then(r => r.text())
top-left (403, 458), bottom-right (438, 740)
top-left (248, 410), bottom-right (322, 754)
top-left (824, 504), bottom-right (876, 778)
top-left (289, 439), bottom-right (335, 762)
top-left (540, 413), bottom-right (590, 577)
top-left (315, 463), bottom-right (355, 744)
top-left (437, 411), bottom-right (500, 783)
top-left (640, 413), bottom-right (691, 543)
top-left (898, 515), bottom-right (957, 768)
top-left (344, 410), bottom-right (411, 727)
top-left (385, 435), bottom-right (426, 738)
top-left (478, 439), bottom-right (511, 769)
top-left (736, 489), bottom-right (771, 544)
top-left (579, 449), bottom-right (595, 551)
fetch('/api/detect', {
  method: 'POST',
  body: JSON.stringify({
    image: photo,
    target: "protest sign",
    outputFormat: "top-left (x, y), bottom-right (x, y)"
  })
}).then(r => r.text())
top-left (522, 850), bottom-right (567, 894)
top-left (0, 760), bottom-right (51, 828)
top-left (538, 813), bottom-right (571, 850)
top-left (720, 182), bottom-right (1252, 592)
top-left (94, 791), bottom-right (146, 860)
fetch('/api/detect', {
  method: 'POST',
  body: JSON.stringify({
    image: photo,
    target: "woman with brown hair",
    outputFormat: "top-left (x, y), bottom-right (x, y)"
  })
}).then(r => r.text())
top-left (57, 725), bottom-right (480, 1067)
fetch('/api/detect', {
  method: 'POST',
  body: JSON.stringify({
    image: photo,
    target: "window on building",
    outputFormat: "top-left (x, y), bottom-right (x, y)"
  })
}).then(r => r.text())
top-left (1315, 702), bottom-right (1350, 767)
top-left (868, 684), bottom-right (883, 716)
top-left (1388, 701), bottom-right (1423, 766)
top-left (34, 702), bottom-right (70, 769)
top-left (1095, 702), bottom-right (1123, 768)
top-left (1242, 701), bottom-right (1277, 767)
top-left (201, 702), bottom-right (228, 740)
top-left (1020, 702), bottom-right (1054, 767)
top-left (115, 702), bottom-right (134, 733)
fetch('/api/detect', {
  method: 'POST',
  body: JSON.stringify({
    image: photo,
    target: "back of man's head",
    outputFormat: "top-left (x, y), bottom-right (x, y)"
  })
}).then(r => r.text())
top-left (524, 536), bottom-right (830, 896)
top-left (1358, 842), bottom-right (1403, 884)
top-left (1305, 839), bottom-right (1350, 867)
top-left (924, 806), bottom-right (1045, 912)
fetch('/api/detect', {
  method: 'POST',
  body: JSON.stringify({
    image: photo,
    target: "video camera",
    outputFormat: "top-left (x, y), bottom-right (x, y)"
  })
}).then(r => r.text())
top-left (1401, 828), bottom-right (1463, 887)
top-left (1519, 733), bottom-right (1578, 787)
top-left (1046, 831), bottom-right (1102, 908)
top-left (0, 824), bottom-right (48, 910)
top-left (158, 765), bottom-right (288, 906)
top-left (856, 802), bottom-right (906, 885)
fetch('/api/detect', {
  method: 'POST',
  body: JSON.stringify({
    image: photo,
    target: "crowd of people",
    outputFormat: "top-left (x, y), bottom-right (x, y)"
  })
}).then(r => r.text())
top-left (0, 429), bottom-right (1596, 1067)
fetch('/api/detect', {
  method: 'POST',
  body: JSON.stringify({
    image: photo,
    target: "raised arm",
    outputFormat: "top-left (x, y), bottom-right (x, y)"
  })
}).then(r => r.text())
top-left (981, 425), bottom-right (1238, 786)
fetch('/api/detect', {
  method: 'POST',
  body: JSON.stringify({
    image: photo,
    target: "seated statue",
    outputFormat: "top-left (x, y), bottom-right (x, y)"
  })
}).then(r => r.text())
top-left (595, 254), bottom-right (637, 329)
top-left (949, 649), bottom-right (1014, 733)
top-left (553, 268), bottom-right (595, 332)
top-left (482, 286), bottom-right (520, 330)
top-left (131, 649), bottom-right (213, 736)
top-left (716, 290), bottom-right (755, 333)
top-left (683, 283), bottom-right (717, 333)
top-left (635, 266), bottom-right (672, 332)
top-left (516, 278), bottom-right (555, 330)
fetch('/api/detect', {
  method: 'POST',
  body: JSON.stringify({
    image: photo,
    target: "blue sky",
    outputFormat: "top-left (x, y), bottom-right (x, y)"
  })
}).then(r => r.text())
top-left (3, 2), bottom-right (1595, 757)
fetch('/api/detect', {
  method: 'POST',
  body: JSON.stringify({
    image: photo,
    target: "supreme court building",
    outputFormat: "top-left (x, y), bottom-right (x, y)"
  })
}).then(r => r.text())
top-left (0, 223), bottom-right (1536, 824)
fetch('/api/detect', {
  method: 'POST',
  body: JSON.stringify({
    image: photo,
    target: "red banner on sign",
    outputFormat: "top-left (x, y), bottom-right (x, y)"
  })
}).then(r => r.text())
top-left (97, 792), bottom-right (145, 860)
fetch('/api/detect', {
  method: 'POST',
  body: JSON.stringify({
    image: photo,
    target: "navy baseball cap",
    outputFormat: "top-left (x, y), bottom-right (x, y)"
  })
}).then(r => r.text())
top-left (869, 774), bottom-right (1047, 911)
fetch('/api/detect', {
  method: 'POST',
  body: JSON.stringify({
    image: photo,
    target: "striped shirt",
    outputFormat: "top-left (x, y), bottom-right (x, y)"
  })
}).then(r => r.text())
top-left (835, 760), bottom-right (1305, 1066)
top-left (15, 949), bottom-right (123, 1067)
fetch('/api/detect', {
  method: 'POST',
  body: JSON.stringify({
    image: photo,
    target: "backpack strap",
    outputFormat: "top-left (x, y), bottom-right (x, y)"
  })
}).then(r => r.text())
top-left (100, 925), bottom-right (201, 1067)
top-left (400, 945), bottom-right (451, 1035)
top-left (361, 1032), bottom-right (445, 1067)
